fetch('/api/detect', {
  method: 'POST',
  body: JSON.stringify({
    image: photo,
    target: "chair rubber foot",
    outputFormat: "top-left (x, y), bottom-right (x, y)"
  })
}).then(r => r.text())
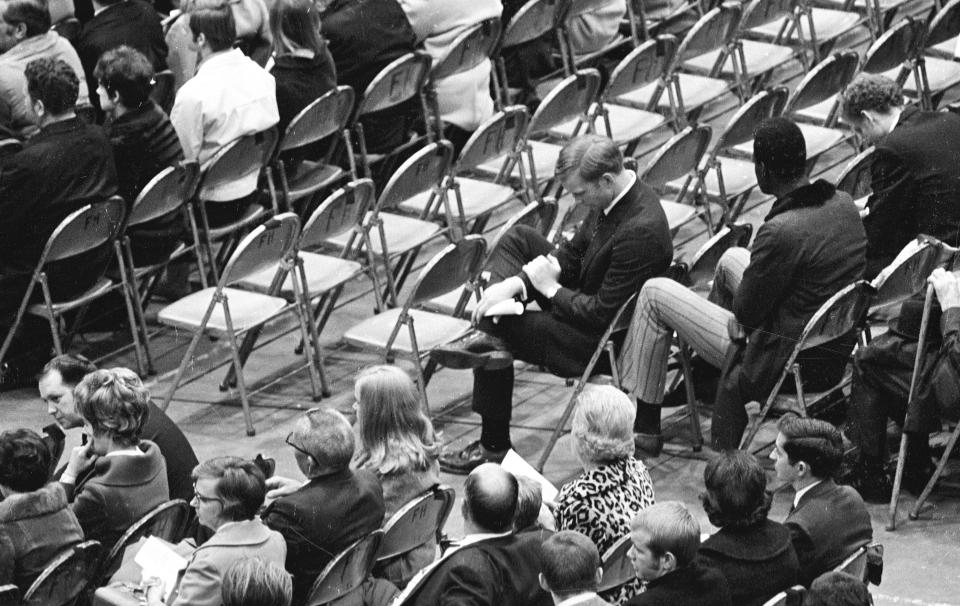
top-left (322, 389), bottom-right (332, 398)
top-left (246, 429), bottom-right (256, 437)
top-left (219, 381), bottom-right (231, 392)
top-left (294, 345), bottom-right (304, 355)
top-left (693, 445), bottom-right (703, 453)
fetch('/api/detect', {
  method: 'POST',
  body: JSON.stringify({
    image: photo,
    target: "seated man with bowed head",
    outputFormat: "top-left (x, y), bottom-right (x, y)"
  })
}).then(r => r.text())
top-left (539, 531), bottom-right (610, 606)
top-left (170, 5), bottom-right (278, 227)
top-left (60, 368), bottom-right (169, 550)
top-left (262, 408), bottom-right (385, 605)
top-left (619, 117), bottom-right (866, 453)
top-left (397, 463), bottom-right (552, 606)
top-left (805, 572), bottom-right (874, 606)
top-left (626, 502), bottom-right (731, 606)
top-left (39, 355), bottom-right (199, 503)
top-left (770, 417), bottom-right (873, 586)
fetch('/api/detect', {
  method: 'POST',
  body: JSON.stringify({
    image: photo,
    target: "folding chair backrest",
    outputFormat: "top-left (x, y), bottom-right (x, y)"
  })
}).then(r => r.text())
top-left (488, 197), bottom-right (559, 257)
top-left (99, 499), bottom-right (193, 583)
top-left (280, 86), bottom-right (355, 153)
top-left (410, 235), bottom-right (487, 305)
top-left (605, 36), bottom-right (677, 100)
top-left (42, 197), bottom-right (125, 263)
top-left (377, 486), bottom-right (456, 561)
top-left (926, 0), bottom-right (960, 48)
top-left (458, 106), bottom-right (529, 170)
top-left (300, 179), bottom-right (376, 250)
top-left (150, 69), bottom-right (176, 114)
top-left (199, 129), bottom-right (278, 199)
top-left (0, 138), bottom-right (22, 156)
top-left (834, 545), bottom-right (869, 581)
top-left (305, 530), bottom-right (383, 606)
top-left (220, 212), bottom-right (301, 286)
top-left (529, 69), bottom-right (602, 134)
top-left (716, 87), bottom-right (789, 150)
top-left (128, 163), bottom-right (201, 227)
top-left (739, 0), bottom-right (794, 30)
top-left (836, 146), bottom-right (876, 200)
top-left (356, 52), bottom-right (432, 117)
top-left (871, 239), bottom-right (943, 308)
top-left (785, 51), bottom-right (860, 115)
top-left (687, 222), bottom-right (754, 286)
top-left (761, 586), bottom-right (806, 606)
top-left (23, 540), bottom-right (102, 606)
top-left (639, 124), bottom-right (712, 188)
top-left (377, 141), bottom-right (454, 211)
top-left (862, 17), bottom-right (923, 74)
top-left (796, 280), bottom-right (874, 352)
top-left (432, 18), bottom-right (502, 80)
top-left (501, 0), bottom-right (566, 48)
top-left (0, 584), bottom-right (20, 606)
top-left (674, 3), bottom-right (742, 64)
top-left (598, 534), bottom-right (633, 593)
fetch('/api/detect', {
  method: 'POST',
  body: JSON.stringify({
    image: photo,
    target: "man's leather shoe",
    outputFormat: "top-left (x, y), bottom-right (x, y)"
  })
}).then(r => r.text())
top-left (439, 440), bottom-right (508, 475)
top-left (634, 432), bottom-right (664, 458)
top-left (431, 331), bottom-right (513, 371)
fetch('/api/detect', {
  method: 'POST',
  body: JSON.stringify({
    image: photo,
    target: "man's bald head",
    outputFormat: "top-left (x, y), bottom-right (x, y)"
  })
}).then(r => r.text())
top-left (463, 463), bottom-right (518, 533)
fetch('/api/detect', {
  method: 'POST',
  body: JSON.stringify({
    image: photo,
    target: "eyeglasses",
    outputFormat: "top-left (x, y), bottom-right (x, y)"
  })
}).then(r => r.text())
top-left (192, 489), bottom-right (223, 505)
top-left (285, 432), bottom-right (321, 467)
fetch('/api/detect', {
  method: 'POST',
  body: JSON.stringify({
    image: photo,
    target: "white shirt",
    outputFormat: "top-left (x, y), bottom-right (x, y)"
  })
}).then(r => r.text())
top-left (170, 48), bottom-right (278, 201)
top-left (557, 592), bottom-right (605, 606)
top-left (792, 479), bottom-right (822, 509)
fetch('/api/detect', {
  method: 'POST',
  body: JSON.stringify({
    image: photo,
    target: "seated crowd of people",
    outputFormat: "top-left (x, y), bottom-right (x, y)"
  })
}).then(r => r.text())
top-left (1, 363), bottom-right (878, 606)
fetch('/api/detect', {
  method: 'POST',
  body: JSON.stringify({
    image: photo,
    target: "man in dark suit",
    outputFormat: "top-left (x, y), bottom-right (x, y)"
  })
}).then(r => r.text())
top-left (434, 134), bottom-right (673, 473)
top-left (262, 407), bottom-right (385, 605)
top-left (397, 463), bottom-right (552, 606)
top-left (839, 73), bottom-right (960, 279)
top-left (619, 117), bottom-right (867, 452)
top-left (770, 417), bottom-right (873, 587)
top-left (0, 57), bottom-right (117, 386)
top-left (76, 0), bottom-right (166, 112)
top-left (38, 354), bottom-right (199, 503)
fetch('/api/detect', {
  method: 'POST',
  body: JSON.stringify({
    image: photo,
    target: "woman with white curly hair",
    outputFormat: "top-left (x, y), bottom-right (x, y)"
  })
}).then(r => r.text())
top-left (554, 385), bottom-right (656, 604)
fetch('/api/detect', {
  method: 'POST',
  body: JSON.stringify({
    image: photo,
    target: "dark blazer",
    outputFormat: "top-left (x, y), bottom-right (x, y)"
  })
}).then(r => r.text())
top-left (262, 468), bottom-right (385, 605)
top-left (78, 0), bottom-right (167, 109)
top-left (713, 180), bottom-right (867, 449)
top-left (785, 478), bottom-right (873, 587)
top-left (697, 519), bottom-right (800, 606)
top-left (142, 401), bottom-right (198, 504)
top-left (625, 562), bottom-right (732, 606)
top-left (865, 106), bottom-right (960, 277)
top-left (401, 529), bottom-right (553, 606)
top-left (65, 440), bottom-right (169, 550)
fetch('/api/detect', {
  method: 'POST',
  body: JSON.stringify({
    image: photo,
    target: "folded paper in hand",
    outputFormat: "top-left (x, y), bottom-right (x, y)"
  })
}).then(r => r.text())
top-left (500, 449), bottom-right (558, 502)
top-left (135, 536), bottom-right (188, 602)
top-left (483, 299), bottom-right (524, 317)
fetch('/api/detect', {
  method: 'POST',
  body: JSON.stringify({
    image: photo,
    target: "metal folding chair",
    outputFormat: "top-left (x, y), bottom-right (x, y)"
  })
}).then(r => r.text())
top-left (897, 0), bottom-right (960, 109)
top-left (760, 586), bottom-right (806, 606)
top-left (149, 69), bottom-right (176, 115)
top-left (834, 544), bottom-right (870, 580)
top-left (749, 0), bottom-right (863, 64)
top-left (557, 0), bottom-right (635, 74)
top-left (597, 535), bottom-right (635, 594)
top-left (376, 485), bottom-right (456, 563)
top-left (637, 123), bottom-right (713, 234)
top-left (304, 530), bottom-right (384, 606)
top-left (836, 146), bottom-right (877, 212)
top-left (22, 540), bottom-right (102, 606)
top-left (158, 213), bottom-right (321, 435)
top-left (685, 223), bottom-right (755, 292)
top-left (492, 0), bottom-right (569, 106)
top-left (0, 585), bottom-right (19, 606)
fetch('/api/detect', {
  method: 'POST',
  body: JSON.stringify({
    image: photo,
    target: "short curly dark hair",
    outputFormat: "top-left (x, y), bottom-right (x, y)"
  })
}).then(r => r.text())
top-left (840, 73), bottom-right (903, 123)
top-left (94, 45), bottom-right (155, 108)
top-left (0, 429), bottom-right (52, 492)
top-left (779, 416), bottom-right (844, 479)
top-left (25, 57), bottom-right (80, 116)
top-left (700, 450), bottom-right (772, 529)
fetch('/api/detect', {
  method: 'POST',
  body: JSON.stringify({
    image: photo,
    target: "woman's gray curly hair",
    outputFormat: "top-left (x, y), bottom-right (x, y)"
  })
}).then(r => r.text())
top-left (571, 385), bottom-right (635, 464)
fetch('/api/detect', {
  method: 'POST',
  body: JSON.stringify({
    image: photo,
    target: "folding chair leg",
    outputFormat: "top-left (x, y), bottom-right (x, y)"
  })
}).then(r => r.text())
top-left (222, 299), bottom-right (256, 436)
top-left (114, 241), bottom-right (148, 377)
top-left (678, 341), bottom-right (703, 451)
top-left (887, 432), bottom-right (909, 531)
top-left (405, 316), bottom-right (431, 417)
top-left (290, 264), bottom-right (324, 401)
top-left (220, 326), bottom-right (261, 390)
top-left (123, 240), bottom-right (156, 375)
top-left (741, 364), bottom-right (793, 450)
top-left (39, 275), bottom-right (63, 355)
top-left (909, 422), bottom-right (960, 520)
top-left (186, 203), bottom-right (210, 289)
top-left (160, 297), bottom-right (219, 411)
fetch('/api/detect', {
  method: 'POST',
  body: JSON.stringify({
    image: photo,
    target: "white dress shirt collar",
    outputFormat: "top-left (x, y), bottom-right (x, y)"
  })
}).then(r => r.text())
top-left (793, 479), bottom-right (822, 508)
top-left (556, 592), bottom-right (604, 606)
top-left (603, 170), bottom-right (637, 216)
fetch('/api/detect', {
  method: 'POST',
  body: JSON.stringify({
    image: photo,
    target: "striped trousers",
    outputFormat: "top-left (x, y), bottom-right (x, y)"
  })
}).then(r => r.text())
top-left (618, 247), bottom-right (751, 402)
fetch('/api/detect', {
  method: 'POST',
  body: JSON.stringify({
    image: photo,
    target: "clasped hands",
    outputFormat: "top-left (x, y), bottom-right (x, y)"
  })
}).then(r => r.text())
top-left (471, 255), bottom-right (561, 324)
top-left (929, 267), bottom-right (960, 310)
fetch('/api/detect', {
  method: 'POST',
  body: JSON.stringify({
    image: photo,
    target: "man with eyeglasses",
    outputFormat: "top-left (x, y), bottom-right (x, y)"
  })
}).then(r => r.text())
top-left (261, 407), bottom-right (385, 605)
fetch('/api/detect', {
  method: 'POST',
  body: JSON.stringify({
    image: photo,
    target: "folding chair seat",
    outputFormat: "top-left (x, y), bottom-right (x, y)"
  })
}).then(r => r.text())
top-left (636, 124), bottom-right (713, 234)
top-left (376, 486), bottom-right (456, 564)
top-left (492, 0), bottom-right (568, 106)
top-left (159, 213), bottom-right (324, 435)
top-left (271, 86), bottom-right (356, 210)
top-left (305, 531), bottom-right (384, 606)
top-left (400, 107), bottom-right (530, 231)
top-left (739, 280), bottom-right (875, 450)
top-left (836, 146), bottom-right (876, 211)
top-left (22, 540), bottom-right (102, 606)
top-left (0, 198), bottom-right (132, 374)
top-left (342, 236), bottom-right (487, 412)
top-left (549, 37), bottom-right (676, 149)
top-left (749, 1), bottom-right (862, 63)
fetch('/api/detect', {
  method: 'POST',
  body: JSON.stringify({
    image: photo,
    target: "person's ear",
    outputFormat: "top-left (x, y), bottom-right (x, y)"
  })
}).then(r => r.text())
top-left (595, 567), bottom-right (604, 586)
top-left (660, 551), bottom-right (678, 574)
top-left (538, 573), bottom-right (550, 593)
top-left (796, 460), bottom-right (809, 478)
top-left (13, 22), bottom-right (27, 41)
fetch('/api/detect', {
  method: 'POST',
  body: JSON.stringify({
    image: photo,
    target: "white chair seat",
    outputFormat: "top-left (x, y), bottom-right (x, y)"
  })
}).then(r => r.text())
top-left (237, 252), bottom-right (363, 297)
top-left (814, 0), bottom-right (906, 11)
top-left (731, 123), bottom-right (846, 159)
top-left (930, 37), bottom-right (960, 59)
top-left (621, 73), bottom-right (729, 114)
top-left (904, 56), bottom-right (960, 95)
top-left (157, 287), bottom-right (288, 335)
top-left (660, 199), bottom-right (698, 233)
top-left (27, 278), bottom-right (113, 317)
top-left (611, 81), bottom-right (661, 109)
top-left (206, 204), bottom-right (267, 240)
top-left (682, 40), bottom-right (796, 77)
top-left (327, 212), bottom-right (441, 257)
top-left (549, 103), bottom-right (666, 145)
top-left (794, 95), bottom-right (836, 123)
top-left (423, 287), bottom-right (477, 315)
top-left (343, 308), bottom-right (472, 354)
top-left (682, 155), bottom-right (757, 199)
top-left (285, 161), bottom-right (343, 200)
top-left (750, 8), bottom-right (861, 43)
top-left (399, 178), bottom-right (518, 219)
top-left (475, 140), bottom-right (562, 182)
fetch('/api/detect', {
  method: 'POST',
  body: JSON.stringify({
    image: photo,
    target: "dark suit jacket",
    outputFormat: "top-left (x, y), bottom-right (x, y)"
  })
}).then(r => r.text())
top-left (402, 529), bottom-right (553, 606)
top-left (697, 519), bottom-right (800, 606)
top-left (261, 468), bottom-right (385, 605)
top-left (865, 106), bottom-right (960, 276)
top-left (625, 563), bottom-right (732, 606)
top-left (142, 401), bottom-right (198, 504)
top-left (713, 180), bottom-right (866, 448)
top-left (784, 478), bottom-right (873, 586)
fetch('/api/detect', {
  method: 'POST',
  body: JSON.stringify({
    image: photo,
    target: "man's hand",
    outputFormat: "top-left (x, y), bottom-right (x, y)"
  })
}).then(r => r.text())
top-left (265, 475), bottom-right (304, 501)
top-left (522, 255), bottom-right (561, 298)
top-left (929, 267), bottom-right (960, 310)
top-left (64, 439), bottom-right (96, 480)
top-left (472, 278), bottom-right (523, 325)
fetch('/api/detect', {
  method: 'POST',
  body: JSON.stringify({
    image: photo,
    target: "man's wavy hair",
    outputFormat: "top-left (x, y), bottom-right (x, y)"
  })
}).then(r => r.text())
top-left (778, 416), bottom-right (844, 480)
top-left (74, 368), bottom-right (150, 447)
top-left (25, 57), bottom-right (79, 115)
top-left (840, 73), bottom-right (903, 123)
top-left (700, 450), bottom-right (772, 529)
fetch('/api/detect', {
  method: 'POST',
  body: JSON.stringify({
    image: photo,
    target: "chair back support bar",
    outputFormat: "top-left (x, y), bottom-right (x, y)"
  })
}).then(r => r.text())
top-left (639, 124), bottom-right (712, 188)
top-left (674, 3), bottom-right (742, 65)
top-left (862, 17), bottom-right (923, 75)
top-left (356, 52), bottom-right (432, 117)
top-left (44, 197), bottom-right (126, 262)
top-left (199, 129), bottom-right (278, 199)
top-left (301, 179), bottom-right (376, 250)
top-left (220, 212), bottom-right (301, 286)
top-left (281, 86), bottom-right (356, 152)
top-left (129, 163), bottom-right (201, 227)
top-left (411, 236), bottom-right (487, 305)
top-left (606, 36), bottom-right (677, 103)
top-left (716, 87), bottom-right (789, 150)
top-left (687, 223), bottom-right (754, 286)
top-left (306, 531), bottom-right (384, 606)
top-left (871, 238), bottom-right (945, 309)
top-left (836, 146), bottom-right (876, 200)
top-left (798, 280), bottom-right (875, 352)
top-left (377, 141), bottom-right (455, 211)
top-left (501, 0), bottom-right (567, 48)
top-left (926, 0), bottom-right (960, 48)
top-left (377, 485), bottom-right (456, 561)
top-left (529, 69), bottom-right (602, 134)
top-left (785, 51), bottom-right (860, 115)
top-left (458, 106), bottom-right (530, 170)
top-left (432, 18), bottom-right (502, 80)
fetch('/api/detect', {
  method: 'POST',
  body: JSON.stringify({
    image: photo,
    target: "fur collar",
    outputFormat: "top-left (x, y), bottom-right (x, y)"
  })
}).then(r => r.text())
top-left (0, 483), bottom-right (69, 522)
top-left (765, 179), bottom-right (837, 222)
